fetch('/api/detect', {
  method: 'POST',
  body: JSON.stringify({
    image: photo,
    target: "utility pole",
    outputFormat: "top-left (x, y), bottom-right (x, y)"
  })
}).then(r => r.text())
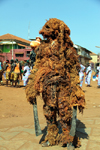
top-left (12, 40), bottom-right (13, 59)
top-left (28, 22), bottom-right (30, 40)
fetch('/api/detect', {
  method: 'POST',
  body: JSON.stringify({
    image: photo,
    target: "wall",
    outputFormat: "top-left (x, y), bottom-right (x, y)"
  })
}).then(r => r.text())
top-left (90, 55), bottom-right (97, 63)
top-left (0, 48), bottom-right (32, 62)
top-left (2, 44), bottom-right (25, 53)
top-left (3, 44), bottom-right (13, 53)
top-left (97, 54), bottom-right (100, 63)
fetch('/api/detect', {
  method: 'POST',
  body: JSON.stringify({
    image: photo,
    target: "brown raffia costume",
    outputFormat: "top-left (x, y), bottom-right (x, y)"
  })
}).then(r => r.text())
top-left (25, 18), bottom-right (85, 147)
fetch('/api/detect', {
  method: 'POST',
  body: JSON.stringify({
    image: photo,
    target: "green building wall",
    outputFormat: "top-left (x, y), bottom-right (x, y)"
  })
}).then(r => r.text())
top-left (3, 44), bottom-right (13, 53)
top-left (2, 44), bottom-right (25, 53)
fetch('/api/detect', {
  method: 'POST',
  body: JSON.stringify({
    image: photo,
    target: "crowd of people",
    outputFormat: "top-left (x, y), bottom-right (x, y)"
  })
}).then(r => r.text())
top-left (79, 62), bottom-right (100, 88)
top-left (0, 35), bottom-right (100, 89)
top-left (0, 59), bottom-right (32, 87)
top-left (0, 37), bottom-right (42, 88)
top-left (0, 59), bottom-right (100, 89)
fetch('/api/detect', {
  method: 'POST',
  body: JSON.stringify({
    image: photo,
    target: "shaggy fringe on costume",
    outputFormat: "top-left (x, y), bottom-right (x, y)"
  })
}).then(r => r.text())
top-left (25, 18), bottom-right (85, 146)
top-left (41, 124), bottom-right (81, 147)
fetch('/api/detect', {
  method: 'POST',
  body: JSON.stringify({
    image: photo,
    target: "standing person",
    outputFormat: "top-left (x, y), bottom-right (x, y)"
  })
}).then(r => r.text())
top-left (79, 64), bottom-right (85, 88)
top-left (10, 59), bottom-right (14, 87)
top-left (96, 63), bottom-right (100, 88)
top-left (22, 61), bottom-right (31, 87)
top-left (85, 63), bottom-right (92, 87)
top-left (13, 59), bottom-right (21, 87)
top-left (30, 46), bottom-right (36, 70)
top-left (3, 61), bottom-right (6, 79)
top-left (5, 60), bottom-right (11, 86)
top-left (0, 62), bottom-right (3, 85)
top-left (19, 61), bottom-right (23, 80)
top-left (30, 37), bottom-right (41, 69)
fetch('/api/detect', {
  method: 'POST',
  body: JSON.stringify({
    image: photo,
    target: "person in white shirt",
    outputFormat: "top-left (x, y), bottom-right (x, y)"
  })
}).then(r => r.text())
top-left (79, 64), bottom-right (85, 88)
top-left (22, 62), bottom-right (31, 86)
top-left (96, 63), bottom-right (100, 88)
top-left (85, 63), bottom-right (92, 87)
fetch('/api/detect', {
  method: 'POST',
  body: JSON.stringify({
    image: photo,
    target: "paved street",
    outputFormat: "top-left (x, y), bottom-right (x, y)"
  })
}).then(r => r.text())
top-left (0, 118), bottom-right (100, 150)
top-left (0, 79), bottom-right (100, 150)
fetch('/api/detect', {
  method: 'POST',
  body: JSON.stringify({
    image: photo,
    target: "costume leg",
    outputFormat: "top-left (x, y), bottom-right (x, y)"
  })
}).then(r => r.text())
top-left (57, 91), bottom-right (74, 146)
top-left (42, 85), bottom-right (59, 146)
top-left (42, 105), bottom-right (59, 146)
top-left (58, 94), bottom-right (80, 148)
top-left (59, 106), bottom-right (74, 145)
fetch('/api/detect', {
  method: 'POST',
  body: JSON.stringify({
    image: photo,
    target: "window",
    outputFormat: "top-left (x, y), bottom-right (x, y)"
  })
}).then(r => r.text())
top-left (26, 51), bottom-right (30, 57)
top-left (15, 54), bottom-right (24, 57)
top-left (14, 45), bottom-right (18, 49)
top-left (6, 45), bottom-right (10, 49)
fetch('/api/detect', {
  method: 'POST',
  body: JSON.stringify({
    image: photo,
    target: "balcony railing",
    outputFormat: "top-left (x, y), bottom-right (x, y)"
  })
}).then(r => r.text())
top-left (78, 51), bottom-right (92, 59)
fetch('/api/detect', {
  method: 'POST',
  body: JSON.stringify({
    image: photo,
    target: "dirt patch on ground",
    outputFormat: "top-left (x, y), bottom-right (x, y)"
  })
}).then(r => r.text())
top-left (0, 76), bottom-right (100, 129)
top-left (0, 79), bottom-right (46, 128)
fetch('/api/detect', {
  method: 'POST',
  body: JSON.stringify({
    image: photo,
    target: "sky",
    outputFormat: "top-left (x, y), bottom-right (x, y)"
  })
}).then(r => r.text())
top-left (0, 0), bottom-right (100, 54)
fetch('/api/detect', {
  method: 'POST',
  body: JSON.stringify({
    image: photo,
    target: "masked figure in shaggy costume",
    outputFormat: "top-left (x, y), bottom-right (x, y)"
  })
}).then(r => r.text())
top-left (25, 18), bottom-right (85, 149)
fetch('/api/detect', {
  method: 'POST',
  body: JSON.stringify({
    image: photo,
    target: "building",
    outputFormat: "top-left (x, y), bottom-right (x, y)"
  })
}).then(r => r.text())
top-left (89, 52), bottom-right (98, 70)
top-left (97, 53), bottom-right (100, 63)
top-left (0, 33), bottom-right (32, 62)
top-left (90, 52), bottom-right (98, 63)
top-left (95, 46), bottom-right (100, 63)
top-left (90, 52), bottom-right (100, 71)
top-left (0, 33), bottom-right (92, 67)
top-left (74, 44), bottom-right (92, 66)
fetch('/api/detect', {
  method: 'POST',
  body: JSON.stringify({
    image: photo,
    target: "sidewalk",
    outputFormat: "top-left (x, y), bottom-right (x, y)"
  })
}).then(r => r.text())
top-left (0, 117), bottom-right (100, 150)
top-left (0, 80), bottom-right (100, 150)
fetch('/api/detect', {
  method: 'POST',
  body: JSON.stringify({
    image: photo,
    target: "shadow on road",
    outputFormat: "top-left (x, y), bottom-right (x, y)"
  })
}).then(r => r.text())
top-left (39, 126), bottom-right (47, 144)
top-left (39, 119), bottom-right (89, 144)
top-left (76, 119), bottom-right (89, 139)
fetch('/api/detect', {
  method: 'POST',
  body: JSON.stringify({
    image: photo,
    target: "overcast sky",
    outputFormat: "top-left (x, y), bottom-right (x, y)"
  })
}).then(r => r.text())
top-left (0, 0), bottom-right (100, 54)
